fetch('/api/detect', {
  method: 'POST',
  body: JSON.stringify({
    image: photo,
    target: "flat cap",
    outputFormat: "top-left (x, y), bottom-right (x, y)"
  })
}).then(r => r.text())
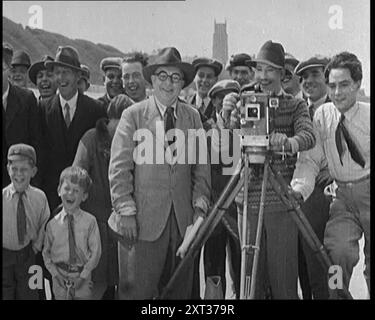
top-left (192, 57), bottom-right (223, 76)
top-left (8, 143), bottom-right (36, 164)
top-left (294, 56), bottom-right (330, 76)
top-left (226, 53), bottom-right (255, 70)
top-left (11, 50), bottom-right (31, 68)
top-left (208, 79), bottom-right (240, 99)
top-left (100, 57), bottom-right (123, 72)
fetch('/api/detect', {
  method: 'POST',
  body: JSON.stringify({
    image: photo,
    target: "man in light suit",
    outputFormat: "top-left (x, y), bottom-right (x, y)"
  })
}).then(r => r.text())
top-left (108, 47), bottom-right (211, 299)
top-left (40, 46), bottom-right (106, 212)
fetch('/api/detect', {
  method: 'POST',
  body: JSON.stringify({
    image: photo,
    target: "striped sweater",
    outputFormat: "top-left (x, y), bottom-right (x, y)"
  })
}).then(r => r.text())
top-left (219, 93), bottom-right (316, 213)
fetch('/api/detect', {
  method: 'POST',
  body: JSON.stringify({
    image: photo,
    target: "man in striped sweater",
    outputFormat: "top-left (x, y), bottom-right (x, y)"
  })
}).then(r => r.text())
top-left (221, 41), bottom-right (316, 299)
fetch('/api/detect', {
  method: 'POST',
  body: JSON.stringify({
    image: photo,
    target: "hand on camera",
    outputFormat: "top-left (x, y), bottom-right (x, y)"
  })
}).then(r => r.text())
top-left (222, 92), bottom-right (241, 128)
top-left (270, 132), bottom-right (292, 151)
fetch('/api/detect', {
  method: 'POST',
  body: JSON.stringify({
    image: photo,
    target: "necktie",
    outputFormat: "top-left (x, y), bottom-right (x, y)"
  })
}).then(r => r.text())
top-left (67, 214), bottom-right (77, 265)
top-left (335, 114), bottom-right (365, 168)
top-left (17, 192), bottom-right (27, 245)
top-left (64, 103), bottom-right (71, 128)
top-left (165, 106), bottom-right (175, 146)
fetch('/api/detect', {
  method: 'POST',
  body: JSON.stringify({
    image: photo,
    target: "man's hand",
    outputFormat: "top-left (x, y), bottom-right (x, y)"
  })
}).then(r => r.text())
top-left (270, 132), bottom-right (294, 152)
top-left (222, 92), bottom-right (241, 128)
top-left (118, 215), bottom-right (138, 243)
top-left (193, 207), bottom-right (206, 224)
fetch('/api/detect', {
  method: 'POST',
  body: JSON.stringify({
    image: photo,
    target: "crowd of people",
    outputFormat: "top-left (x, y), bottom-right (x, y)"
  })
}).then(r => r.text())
top-left (2, 38), bottom-right (370, 300)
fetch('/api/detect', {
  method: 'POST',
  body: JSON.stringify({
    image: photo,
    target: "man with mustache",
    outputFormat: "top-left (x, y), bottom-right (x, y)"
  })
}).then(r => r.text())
top-left (98, 57), bottom-right (125, 109)
top-left (8, 50), bottom-right (31, 88)
top-left (122, 52), bottom-right (148, 103)
top-left (28, 55), bottom-right (58, 102)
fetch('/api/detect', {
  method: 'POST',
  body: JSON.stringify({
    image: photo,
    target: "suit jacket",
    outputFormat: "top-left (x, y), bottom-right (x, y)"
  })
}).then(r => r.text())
top-left (187, 94), bottom-right (215, 126)
top-left (97, 94), bottom-right (111, 110)
top-left (2, 84), bottom-right (44, 187)
top-left (40, 92), bottom-right (107, 211)
top-left (109, 96), bottom-right (211, 241)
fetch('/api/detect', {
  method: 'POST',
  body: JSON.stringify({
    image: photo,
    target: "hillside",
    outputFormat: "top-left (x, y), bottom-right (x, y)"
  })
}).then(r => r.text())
top-left (3, 16), bottom-right (125, 85)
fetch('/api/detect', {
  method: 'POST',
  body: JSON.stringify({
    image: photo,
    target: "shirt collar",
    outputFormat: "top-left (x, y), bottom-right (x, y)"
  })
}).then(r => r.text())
top-left (308, 94), bottom-right (328, 108)
top-left (59, 90), bottom-right (79, 110)
top-left (8, 183), bottom-right (30, 199)
top-left (196, 94), bottom-right (210, 109)
top-left (59, 207), bottom-right (82, 221)
top-left (154, 96), bottom-right (178, 119)
top-left (341, 101), bottom-right (359, 121)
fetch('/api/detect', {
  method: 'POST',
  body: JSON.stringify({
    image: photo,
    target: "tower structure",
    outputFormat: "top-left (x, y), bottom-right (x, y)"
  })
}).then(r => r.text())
top-left (212, 19), bottom-right (228, 66)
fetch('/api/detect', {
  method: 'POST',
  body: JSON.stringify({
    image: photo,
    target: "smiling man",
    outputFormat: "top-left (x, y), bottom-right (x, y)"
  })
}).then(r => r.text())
top-left (40, 46), bottom-right (106, 212)
top-left (98, 57), bottom-right (124, 109)
top-left (226, 53), bottom-right (255, 88)
top-left (292, 52), bottom-right (370, 299)
top-left (108, 47), bottom-right (210, 299)
top-left (122, 52), bottom-right (148, 102)
top-left (8, 50), bottom-right (31, 88)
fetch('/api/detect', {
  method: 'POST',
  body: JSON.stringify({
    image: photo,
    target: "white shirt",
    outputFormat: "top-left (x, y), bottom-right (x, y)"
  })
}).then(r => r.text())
top-left (59, 90), bottom-right (78, 120)
top-left (154, 96), bottom-right (178, 121)
top-left (308, 94), bottom-right (328, 115)
top-left (3, 82), bottom-right (10, 111)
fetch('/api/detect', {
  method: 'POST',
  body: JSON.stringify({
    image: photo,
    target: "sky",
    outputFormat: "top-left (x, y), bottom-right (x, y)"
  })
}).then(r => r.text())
top-left (3, 0), bottom-right (370, 94)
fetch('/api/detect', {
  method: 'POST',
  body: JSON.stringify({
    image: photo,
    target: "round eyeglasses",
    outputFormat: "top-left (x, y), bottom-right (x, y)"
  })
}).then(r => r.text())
top-left (155, 71), bottom-right (183, 83)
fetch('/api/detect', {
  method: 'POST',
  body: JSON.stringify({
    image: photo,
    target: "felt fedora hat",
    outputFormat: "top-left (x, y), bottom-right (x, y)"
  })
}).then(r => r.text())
top-left (192, 57), bottom-right (223, 76)
top-left (45, 46), bottom-right (83, 72)
top-left (143, 47), bottom-right (196, 88)
top-left (11, 50), bottom-right (31, 68)
top-left (28, 55), bottom-right (54, 85)
top-left (253, 40), bottom-right (285, 69)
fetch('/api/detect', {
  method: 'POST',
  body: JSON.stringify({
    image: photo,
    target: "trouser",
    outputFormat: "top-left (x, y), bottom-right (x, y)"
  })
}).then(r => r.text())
top-left (324, 177), bottom-right (370, 299)
top-left (298, 185), bottom-right (330, 299)
top-left (52, 268), bottom-right (93, 300)
top-left (203, 202), bottom-right (241, 298)
top-left (118, 206), bottom-right (193, 299)
top-left (2, 244), bottom-right (39, 300)
top-left (237, 206), bottom-right (299, 299)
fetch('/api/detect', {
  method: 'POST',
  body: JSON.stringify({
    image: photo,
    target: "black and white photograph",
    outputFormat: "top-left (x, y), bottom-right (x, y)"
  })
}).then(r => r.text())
top-left (2, 0), bottom-right (370, 305)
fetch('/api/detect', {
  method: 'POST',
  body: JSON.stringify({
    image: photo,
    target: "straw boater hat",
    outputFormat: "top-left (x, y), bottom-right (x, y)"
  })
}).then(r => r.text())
top-left (28, 55), bottom-right (54, 85)
top-left (142, 47), bottom-right (196, 88)
top-left (45, 46), bottom-right (83, 73)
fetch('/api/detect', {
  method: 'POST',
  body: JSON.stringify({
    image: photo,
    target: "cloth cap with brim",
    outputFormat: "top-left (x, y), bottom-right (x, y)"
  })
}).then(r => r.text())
top-left (143, 47), bottom-right (196, 89)
top-left (107, 94), bottom-right (134, 119)
top-left (226, 53), bottom-right (255, 70)
top-left (28, 55), bottom-right (54, 85)
top-left (100, 57), bottom-right (123, 73)
top-left (192, 57), bottom-right (223, 77)
top-left (208, 79), bottom-right (241, 99)
top-left (294, 56), bottom-right (330, 76)
top-left (7, 143), bottom-right (36, 164)
top-left (253, 40), bottom-right (285, 69)
top-left (3, 42), bottom-right (14, 66)
top-left (11, 50), bottom-right (31, 68)
top-left (45, 46), bottom-right (83, 73)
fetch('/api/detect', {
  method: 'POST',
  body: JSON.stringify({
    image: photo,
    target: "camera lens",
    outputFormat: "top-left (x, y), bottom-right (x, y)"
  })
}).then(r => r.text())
top-left (248, 107), bottom-right (258, 118)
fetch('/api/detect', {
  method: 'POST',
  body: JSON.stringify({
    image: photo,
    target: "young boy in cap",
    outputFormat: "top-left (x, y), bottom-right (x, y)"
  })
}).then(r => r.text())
top-left (43, 166), bottom-right (101, 300)
top-left (3, 143), bottom-right (50, 300)
top-left (9, 50), bottom-right (31, 88)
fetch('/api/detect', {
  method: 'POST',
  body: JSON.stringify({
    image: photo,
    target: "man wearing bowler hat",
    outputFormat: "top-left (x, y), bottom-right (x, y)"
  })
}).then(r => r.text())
top-left (98, 57), bottom-right (125, 109)
top-left (226, 53), bottom-right (255, 89)
top-left (188, 58), bottom-right (222, 131)
top-left (293, 56), bottom-right (332, 299)
top-left (40, 45), bottom-right (107, 212)
top-left (222, 40), bottom-right (316, 299)
top-left (29, 55), bottom-right (58, 102)
top-left (3, 43), bottom-right (44, 189)
top-left (108, 47), bottom-right (211, 299)
top-left (9, 50), bottom-right (32, 88)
